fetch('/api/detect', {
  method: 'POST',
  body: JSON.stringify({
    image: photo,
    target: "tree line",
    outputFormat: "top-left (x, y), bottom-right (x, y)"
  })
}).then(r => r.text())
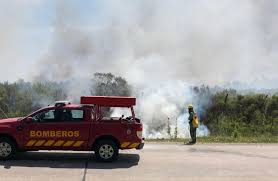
top-left (0, 73), bottom-right (130, 119)
top-left (194, 87), bottom-right (278, 137)
top-left (0, 74), bottom-right (277, 138)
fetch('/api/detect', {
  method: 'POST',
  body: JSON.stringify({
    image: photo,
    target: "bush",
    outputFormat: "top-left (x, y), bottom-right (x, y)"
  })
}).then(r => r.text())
top-left (201, 89), bottom-right (278, 137)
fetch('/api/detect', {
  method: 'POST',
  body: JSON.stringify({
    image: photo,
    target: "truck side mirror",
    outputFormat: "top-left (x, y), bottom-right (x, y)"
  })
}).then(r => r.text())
top-left (25, 117), bottom-right (33, 123)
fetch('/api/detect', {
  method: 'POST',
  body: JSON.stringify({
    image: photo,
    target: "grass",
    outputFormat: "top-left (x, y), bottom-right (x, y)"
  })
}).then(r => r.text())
top-left (145, 136), bottom-right (278, 143)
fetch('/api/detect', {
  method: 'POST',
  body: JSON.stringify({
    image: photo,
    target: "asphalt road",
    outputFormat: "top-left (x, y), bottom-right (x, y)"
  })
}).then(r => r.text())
top-left (0, 143), bottom-right (277, 181)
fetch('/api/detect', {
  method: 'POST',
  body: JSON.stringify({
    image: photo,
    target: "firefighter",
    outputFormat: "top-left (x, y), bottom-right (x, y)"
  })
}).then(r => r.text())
top-left (188, 104), bottom-right (197, 144)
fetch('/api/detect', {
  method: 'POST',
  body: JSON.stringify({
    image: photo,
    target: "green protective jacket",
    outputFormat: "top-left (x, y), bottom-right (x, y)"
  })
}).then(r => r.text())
top-left (188, 111), bottom-right (194, 126)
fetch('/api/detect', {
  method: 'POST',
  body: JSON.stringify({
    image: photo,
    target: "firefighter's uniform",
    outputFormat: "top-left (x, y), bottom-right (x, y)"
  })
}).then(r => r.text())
top-left (188, 105), bottom-right (196, 144)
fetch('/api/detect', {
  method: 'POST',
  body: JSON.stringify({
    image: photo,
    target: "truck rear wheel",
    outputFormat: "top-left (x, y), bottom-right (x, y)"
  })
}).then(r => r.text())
top-left (94, 140), bottom-right (119, 162)
top-left (0, 137), bottom-right (16, 160)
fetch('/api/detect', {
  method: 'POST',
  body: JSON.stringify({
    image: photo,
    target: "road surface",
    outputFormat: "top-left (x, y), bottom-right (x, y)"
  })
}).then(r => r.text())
top-left (0, 143), bottom-right (277, 181)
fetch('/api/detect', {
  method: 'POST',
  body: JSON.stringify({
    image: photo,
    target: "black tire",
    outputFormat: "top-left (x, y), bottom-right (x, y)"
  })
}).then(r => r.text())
top-left (0, 137), bottom-right (16, 160)
top-left (94, 140), bottom-right (119, 162)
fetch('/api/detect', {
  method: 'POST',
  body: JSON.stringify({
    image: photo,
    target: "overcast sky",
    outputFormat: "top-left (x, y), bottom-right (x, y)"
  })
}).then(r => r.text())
top-left (0, 0), bottom-right (277, 89)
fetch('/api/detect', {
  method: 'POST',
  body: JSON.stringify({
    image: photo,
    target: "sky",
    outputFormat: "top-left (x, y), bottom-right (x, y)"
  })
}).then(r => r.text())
top-left (0, 0), bottom-right (92, 81)
top-left (0, 0), bottom-right (277, 89)
top-left (0, 0), bottom-right (95, 80)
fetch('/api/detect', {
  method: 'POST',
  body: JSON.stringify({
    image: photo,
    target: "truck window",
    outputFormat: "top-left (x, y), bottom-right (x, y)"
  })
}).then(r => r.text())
top-left (32, 109), bottom-right (84, 123)
top-left (99, 107), bottom-right (132, 121)
top-left (111, 107), bottom-right (132, 117)
top-left (71, 110), bottom-right (84, 121)
top-left (32, 109), bottom-right (55, 123)
top-left (57, 109), bottom-right (84, 122)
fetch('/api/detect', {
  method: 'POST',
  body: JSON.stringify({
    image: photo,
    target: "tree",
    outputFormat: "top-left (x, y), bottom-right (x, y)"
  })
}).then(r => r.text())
top-left (90, 73), bottom-right (131, 96)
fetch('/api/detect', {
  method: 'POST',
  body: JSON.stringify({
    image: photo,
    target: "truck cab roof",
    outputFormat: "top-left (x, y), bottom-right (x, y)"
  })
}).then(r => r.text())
top-left (45, 96), bottom-right (136, 110)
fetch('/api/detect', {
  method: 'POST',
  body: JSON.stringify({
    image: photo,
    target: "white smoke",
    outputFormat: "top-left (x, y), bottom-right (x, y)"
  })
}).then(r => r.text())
top-left (111, 81), bottom-right (210, 138)
top-left (33, 0), bottom-right (278, 137)
top-left (30, 0), bottom-right (278, 87)
top-left (0, 1), bottom-right (44, 81)
top-left (136, 81), bottom-right (190, 136)
top-left (134, 81), bottom-right (211, 138)
top-left (2, 1), bottom-right (278, 137)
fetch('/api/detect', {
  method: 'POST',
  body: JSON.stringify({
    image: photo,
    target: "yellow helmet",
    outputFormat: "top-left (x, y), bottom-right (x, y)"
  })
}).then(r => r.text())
top-left (188, 104), bottom-right (193, 109)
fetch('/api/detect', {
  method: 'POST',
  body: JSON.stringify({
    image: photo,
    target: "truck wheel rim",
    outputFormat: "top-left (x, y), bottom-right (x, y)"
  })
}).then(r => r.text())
top-left (99, 144), bottom-right (114, 159)
top-left (0, 142), bottom-right (12, 157)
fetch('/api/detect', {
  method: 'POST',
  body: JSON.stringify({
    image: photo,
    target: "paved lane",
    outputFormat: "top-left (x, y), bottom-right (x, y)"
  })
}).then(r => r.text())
top-left (0, 143), bottom-right (277, 181)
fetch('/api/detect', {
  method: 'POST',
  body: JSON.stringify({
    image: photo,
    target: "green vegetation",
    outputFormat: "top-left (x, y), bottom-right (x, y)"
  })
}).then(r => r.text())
top-left (146, 136), bottom-right (278, 143)
top-left (0, 75), bottom-right (277, 143)
top-left (198, 89), bottom-right (278, 138)
top-left (0, 73), bottom-right (131, 119)
top-left (0, 80), bottom-right (67, 118)
top-left (91, 73), bottom-right (131, 96)
top-left (150, 87), bottom-right (278, 143)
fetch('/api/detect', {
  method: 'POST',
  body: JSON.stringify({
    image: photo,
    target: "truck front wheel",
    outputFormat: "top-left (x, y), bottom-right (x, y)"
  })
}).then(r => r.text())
top-left (0, 137), bottom-right (16, 160)
top-left (94, 140), bottom-right (119, 162)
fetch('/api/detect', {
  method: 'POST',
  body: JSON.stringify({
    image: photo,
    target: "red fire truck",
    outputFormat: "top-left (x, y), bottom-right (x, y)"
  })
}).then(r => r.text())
top-left (0, 96), bottom-right (144, 162)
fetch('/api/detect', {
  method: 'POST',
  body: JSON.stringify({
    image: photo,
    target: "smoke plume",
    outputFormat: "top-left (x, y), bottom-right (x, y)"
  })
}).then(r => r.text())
top-left (33, 0), bottom-right (278, 87)
top-left (33, 0), bottom-right (278, 137)
top-left (2, 1), bottom-right (278, 137)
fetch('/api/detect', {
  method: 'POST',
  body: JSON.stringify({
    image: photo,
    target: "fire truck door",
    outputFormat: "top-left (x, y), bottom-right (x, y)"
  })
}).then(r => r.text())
top-left (23, 108), bottom-right (91, 150)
